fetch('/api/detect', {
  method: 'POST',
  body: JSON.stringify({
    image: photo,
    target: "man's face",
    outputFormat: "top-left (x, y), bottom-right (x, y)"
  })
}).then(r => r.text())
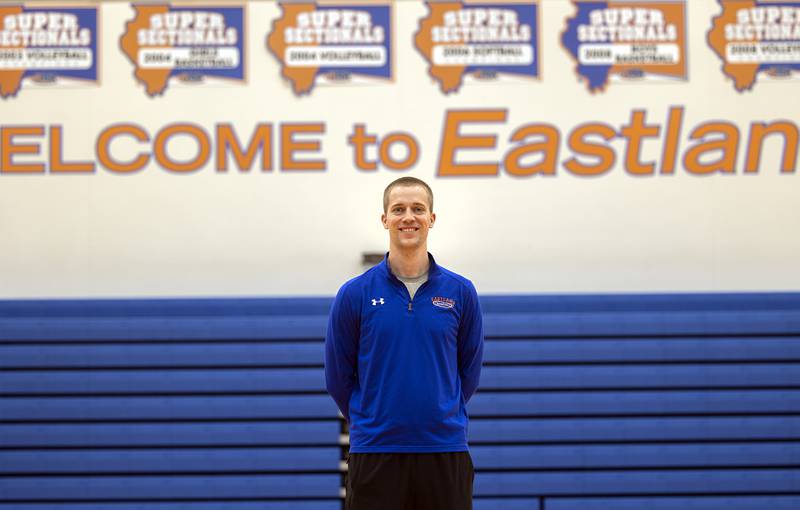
top-left (382, 185), bottom-right (435, 251)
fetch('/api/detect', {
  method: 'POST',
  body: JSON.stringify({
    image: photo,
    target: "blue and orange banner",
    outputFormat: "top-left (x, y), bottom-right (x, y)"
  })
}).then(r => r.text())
top-left (120, 4), bottom-right (245, 97)
top-left (414, 0), bottom-right (540, 94)
top-left (562, 0), bottom-right (687, 92)
top-left (0, 5), bottom-right (98, 98)
top-left (267, 1), bottom-right (392, 96)
top-left (708, 0), bottom-right (800, 92)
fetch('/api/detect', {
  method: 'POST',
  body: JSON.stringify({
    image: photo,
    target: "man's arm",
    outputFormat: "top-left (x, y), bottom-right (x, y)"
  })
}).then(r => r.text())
top-left (324, 283), bottom-right (359, 422)
top-left (457, 281), bottom-right (484, 403)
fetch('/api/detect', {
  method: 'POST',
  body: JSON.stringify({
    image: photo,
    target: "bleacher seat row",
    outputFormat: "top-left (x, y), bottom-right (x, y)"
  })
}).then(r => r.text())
top-left (1, 293), bottom-right (799, 510)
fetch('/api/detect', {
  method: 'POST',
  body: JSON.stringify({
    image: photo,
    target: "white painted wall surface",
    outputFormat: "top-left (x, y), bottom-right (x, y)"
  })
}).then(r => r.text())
top-left (1, 0), bottom-right (798, 297)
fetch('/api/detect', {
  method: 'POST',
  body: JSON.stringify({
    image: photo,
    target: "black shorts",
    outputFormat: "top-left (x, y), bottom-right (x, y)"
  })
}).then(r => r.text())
top-left (345, 451), bottom-right (475, 510)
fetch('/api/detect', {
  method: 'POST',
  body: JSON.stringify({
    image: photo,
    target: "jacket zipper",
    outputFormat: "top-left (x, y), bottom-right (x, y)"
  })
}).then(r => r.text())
top-left (392, 272), bottom-right (431, 315)
top-left (405, 279), bottom-right (432, 314)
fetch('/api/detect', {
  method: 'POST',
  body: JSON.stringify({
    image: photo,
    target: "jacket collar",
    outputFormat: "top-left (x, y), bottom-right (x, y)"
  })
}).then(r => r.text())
top-left (380, 252), bottom-right (440, 282)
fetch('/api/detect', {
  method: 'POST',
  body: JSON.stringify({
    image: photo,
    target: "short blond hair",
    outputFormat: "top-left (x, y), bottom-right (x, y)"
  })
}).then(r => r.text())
top-left (383, 177), bottom-right (434, 212)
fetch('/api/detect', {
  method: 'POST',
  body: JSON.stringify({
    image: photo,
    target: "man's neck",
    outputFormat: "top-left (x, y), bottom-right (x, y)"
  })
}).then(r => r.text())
top-left (387, 248), bottom-right (430, 279)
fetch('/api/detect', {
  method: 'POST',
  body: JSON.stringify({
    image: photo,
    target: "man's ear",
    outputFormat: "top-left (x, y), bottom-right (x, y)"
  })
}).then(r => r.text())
top-left (381, 213), bottom-right (388, 229)
top-left (429, 212), bottom-right (436, 228)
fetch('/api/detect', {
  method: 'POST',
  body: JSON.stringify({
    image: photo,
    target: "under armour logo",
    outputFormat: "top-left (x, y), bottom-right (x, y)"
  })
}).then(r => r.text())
top-left (371, 298), bottom-right (385, 306)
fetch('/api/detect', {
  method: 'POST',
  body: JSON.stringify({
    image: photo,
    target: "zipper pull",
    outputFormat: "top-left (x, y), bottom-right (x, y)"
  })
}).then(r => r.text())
top-left (408, 302), bottom-right (412, 311)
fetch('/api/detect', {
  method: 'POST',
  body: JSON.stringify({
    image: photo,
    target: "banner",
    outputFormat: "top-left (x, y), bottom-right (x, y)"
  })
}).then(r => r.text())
top-left (562, 0), bottom-right (687, 92)
top-left (267, 1), bottom-right (392, 95)
top-left (0, 5), bottom-right (98, 98)
top-left (120, 4), bottom-right (246, 96)
top-left (415, 0), bottom-right (540, 93)
top-left (708, 0), bottom-right (800, 91)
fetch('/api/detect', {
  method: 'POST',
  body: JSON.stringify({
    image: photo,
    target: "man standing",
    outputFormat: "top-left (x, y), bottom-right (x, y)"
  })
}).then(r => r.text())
top-left (325, 177), bottom-right (484, 510)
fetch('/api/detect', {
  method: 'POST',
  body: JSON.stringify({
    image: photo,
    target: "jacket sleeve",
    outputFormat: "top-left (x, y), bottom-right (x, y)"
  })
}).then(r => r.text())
top-left (324, 283), bottom-right (359, 422)
top-left (457, 281), bottom-right (484, 404)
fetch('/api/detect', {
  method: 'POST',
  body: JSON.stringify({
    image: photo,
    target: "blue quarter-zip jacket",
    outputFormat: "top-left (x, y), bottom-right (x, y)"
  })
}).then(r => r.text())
top-left (325, 254), bottom-right (484, 453)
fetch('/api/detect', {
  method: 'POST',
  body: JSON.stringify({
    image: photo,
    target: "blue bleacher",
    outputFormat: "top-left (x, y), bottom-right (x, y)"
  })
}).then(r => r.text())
top-left (1, 293), bottom-right (799, 509)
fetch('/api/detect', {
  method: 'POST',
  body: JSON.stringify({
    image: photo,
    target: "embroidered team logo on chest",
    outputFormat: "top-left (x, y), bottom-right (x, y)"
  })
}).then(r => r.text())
top-left (432, 297), bottom-right (455, 309)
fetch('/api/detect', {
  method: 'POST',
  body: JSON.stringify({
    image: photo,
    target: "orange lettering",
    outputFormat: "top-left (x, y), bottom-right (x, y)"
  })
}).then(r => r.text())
top-left (563, 123), bottom-right (616, 176)
top-left (380, 133), bottom-right (418, 171)
top-left (503, 124), bottom-right (559, 176)
top-left (660, 106), bottom-right (684, 174)
top-left (620, 110), bottom-right (659, 176)
top-left (684, 122), bottom-right (739, 175)
top-left (438, 110), bottom-right (506, 176)
top-left (745, 121), bottom-right (798, 174)
top-left (96, 124), bottom-right (150, 173)
top-left (1, 126), bottom-right (45, 173)
top-left (281, 124), bottom-right (326, 171)
top-left (348, 124), bottom-right (377, 171)
top-left (216, 123), bottom-right (272, 172)
top-left (50, 126), bottom-right (94, 173)
top-left (154, 124), bottom-right (210, 173)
